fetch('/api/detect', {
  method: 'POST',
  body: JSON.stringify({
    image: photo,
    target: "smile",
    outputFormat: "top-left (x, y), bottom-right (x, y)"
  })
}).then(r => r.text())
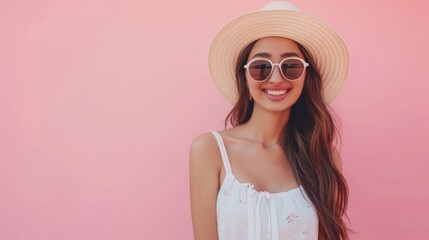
top-left (263, 89), bottom-right (291, 96)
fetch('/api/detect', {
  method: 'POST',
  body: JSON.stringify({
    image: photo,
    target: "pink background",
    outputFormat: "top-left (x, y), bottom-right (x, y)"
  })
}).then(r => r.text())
top-left (1, 0), bottom-right (428, 239)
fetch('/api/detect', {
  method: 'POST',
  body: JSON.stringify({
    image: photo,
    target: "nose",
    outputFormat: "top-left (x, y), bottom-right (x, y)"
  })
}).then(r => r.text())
top-left (268, 64), bottom-right (284, 83)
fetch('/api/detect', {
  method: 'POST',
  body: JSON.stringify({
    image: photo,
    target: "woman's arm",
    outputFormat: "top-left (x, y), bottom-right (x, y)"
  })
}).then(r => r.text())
top-left (189, 132), bottom-right (221, 240)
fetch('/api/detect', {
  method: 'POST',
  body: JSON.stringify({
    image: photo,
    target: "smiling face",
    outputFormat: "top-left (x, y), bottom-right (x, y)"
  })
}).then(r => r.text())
top-left (246, 36), bottom-right (307, 113)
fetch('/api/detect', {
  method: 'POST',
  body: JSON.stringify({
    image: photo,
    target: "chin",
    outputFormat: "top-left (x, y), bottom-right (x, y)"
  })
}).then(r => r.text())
top-left (264, 105), bottom-right (293, 113)
top-left (257, 100), bottom-right (295, 113)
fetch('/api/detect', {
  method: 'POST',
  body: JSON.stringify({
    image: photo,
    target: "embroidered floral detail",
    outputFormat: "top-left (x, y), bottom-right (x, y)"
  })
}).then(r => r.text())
top-left (224, 189), bottom-right (229, 196)
top-left (302, 230), bottom-right (308, 234)
top-left (286, 212), bottom-right (299, 223)
top-left (239, 185), bottom-right (248, 204)
top-left (239, 198), bottom-right (247, 204)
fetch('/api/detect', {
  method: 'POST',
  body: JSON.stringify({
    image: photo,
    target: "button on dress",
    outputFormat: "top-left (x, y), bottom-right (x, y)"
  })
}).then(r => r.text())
top-left (211, 131), bottom-right (319, 240)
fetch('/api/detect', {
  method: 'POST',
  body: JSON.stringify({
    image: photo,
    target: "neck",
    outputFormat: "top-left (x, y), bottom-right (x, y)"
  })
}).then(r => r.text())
top-left (241, 103), bottom-right (291, 147)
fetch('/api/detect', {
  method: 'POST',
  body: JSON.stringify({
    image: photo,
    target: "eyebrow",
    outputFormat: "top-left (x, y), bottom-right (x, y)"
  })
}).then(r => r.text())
top-left (251, 52), bottom-right (300, 58)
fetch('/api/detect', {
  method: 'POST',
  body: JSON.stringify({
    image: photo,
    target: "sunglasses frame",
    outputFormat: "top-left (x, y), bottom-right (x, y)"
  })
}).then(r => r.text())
top-left (244, 57), bottom-right (310, 82)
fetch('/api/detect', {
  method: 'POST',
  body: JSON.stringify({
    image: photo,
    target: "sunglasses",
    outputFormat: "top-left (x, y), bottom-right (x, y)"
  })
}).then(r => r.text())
top-left (244, 57), bottom-right (310, 82)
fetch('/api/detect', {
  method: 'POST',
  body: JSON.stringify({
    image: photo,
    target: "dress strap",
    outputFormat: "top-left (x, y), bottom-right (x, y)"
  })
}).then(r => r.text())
top-left (210, 131), bottom-right (233, 175)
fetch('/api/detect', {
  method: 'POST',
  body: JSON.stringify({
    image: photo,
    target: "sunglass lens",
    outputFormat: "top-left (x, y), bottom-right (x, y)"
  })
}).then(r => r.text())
top-left (248, 59), bottom-right (272, 81)
top-left (281, 59), bottom-right (305, 80)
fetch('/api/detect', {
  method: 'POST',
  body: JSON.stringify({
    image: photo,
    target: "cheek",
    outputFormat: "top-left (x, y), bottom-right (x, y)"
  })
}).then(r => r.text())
top-left (247, 80), bottom-right (262, 94)
top-left (294, 79), bottom-right (305, 89)
top-left (245, 75), bottom-right (253, 88)
top-left (291, 80), bottom-right (305, 97)
top-left (294, 87), bottom-right (304, 98)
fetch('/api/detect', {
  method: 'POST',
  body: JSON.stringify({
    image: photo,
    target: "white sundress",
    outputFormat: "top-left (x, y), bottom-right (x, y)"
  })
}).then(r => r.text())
top-left (211, 131), bottom-right (319, 240)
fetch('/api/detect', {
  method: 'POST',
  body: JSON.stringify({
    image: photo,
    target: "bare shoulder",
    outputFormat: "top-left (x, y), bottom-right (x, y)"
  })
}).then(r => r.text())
top-left (189, 132), bottom-right (220, 164)
top-left (189, 131), bottom-right (222, 182)
top-left (331, 146), bottom-right (343, 173)
top-left (190, 132), bottom-right (217, 149)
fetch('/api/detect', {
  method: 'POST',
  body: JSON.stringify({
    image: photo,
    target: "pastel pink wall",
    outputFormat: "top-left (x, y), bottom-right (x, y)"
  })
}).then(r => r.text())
top-left (0, 0), bottom-right (428, 239)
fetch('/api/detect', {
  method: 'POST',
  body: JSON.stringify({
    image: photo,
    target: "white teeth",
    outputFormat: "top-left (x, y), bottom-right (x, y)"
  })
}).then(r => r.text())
top-left (264, 89), bottom-right (290, 96)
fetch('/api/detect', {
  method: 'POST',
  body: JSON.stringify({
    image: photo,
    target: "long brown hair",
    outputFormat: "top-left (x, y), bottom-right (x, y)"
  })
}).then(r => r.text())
top-left (224, 39), bottom-right (355, 240)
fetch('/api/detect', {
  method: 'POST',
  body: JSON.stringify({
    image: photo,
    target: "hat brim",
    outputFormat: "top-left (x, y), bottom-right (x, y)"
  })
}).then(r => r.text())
top-left (208, 10), bottom-right (349, 105)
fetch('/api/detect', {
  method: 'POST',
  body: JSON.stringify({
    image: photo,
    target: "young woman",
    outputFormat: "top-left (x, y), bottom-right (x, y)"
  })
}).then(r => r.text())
top-left (190, 2), bottom-right (354, 240)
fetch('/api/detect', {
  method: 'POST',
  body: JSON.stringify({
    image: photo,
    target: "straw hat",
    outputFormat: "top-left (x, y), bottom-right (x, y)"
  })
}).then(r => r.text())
top-left (208, 1), bottom-right (349, 105)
